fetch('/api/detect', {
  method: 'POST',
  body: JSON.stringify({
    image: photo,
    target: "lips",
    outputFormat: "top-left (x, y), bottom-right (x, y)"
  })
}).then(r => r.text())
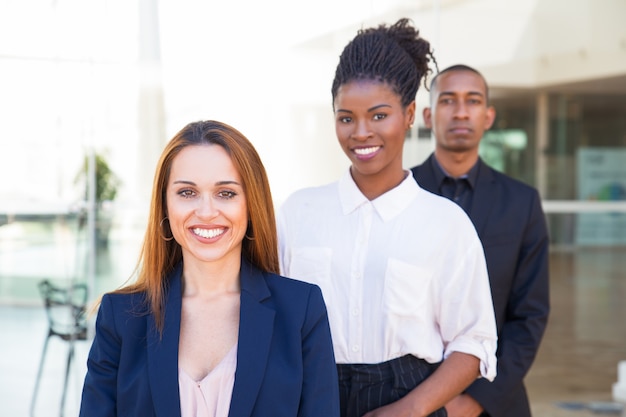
top-left (450, 126), bottom-right (472, 134)
top-left (352, 145), bottom-right (382, 161)
top-left (354, 146), bottom-right (381, 155)
top-left (192, 227), bottom-right (225, 239)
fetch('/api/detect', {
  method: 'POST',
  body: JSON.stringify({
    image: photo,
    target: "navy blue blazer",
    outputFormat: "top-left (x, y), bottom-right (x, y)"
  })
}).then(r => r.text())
top-left (412, 156), bottom-right (550, 417)
top-left (79, 260), bottom-right (340, 417)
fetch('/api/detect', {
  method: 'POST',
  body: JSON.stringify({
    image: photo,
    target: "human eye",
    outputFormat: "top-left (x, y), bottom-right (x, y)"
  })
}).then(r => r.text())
top-left (337, 115), bottom-right (352, 124)
top-left (177, 189), bottom-right (196, 198)
top-left (217, 189), bottom-right (238, 199)
top-left (373, 113), bottom-right (387, 121)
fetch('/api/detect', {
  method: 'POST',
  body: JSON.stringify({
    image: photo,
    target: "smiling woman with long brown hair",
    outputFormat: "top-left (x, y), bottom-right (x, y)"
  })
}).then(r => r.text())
top-left (79, 120), bottom-right (339, 417)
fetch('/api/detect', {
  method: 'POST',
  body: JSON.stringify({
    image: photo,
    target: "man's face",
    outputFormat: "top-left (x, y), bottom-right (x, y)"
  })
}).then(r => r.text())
top-left (424, 70), bottom-right (495, 154)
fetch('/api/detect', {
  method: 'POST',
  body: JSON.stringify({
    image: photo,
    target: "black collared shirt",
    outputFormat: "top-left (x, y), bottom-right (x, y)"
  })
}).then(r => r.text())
top-left (430, 156), bottom-right (480, 214)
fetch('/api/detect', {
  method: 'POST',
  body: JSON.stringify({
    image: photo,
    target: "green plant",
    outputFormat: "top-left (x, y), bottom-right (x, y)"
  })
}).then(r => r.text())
top-left (75, 152), bottom-right (121, 205)
top-left (75, 152), bottom-right (121, 248)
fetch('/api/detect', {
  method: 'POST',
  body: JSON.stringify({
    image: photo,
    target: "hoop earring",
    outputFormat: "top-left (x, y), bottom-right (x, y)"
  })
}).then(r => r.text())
top-left (245, 232), bottom-right (255, 241)
top-left (159, 217), bottom-right (174, 241)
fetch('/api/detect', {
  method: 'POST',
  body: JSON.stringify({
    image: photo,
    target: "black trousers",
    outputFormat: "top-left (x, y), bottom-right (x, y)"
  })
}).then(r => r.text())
top-left (336, 355), bottom-right (447, 417)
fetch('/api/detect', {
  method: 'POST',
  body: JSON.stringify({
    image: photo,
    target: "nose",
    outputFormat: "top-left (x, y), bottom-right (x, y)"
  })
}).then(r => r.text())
top-left (454, 102), bottom-right (469, 119)
top-left (195, 195), bottom-right (218, 218)
top-left (351, 120), bottom-right (371, 141)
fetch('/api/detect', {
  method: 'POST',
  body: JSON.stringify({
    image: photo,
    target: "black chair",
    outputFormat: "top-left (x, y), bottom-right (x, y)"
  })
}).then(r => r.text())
top-left (30, 279), bottom-right (89, 417)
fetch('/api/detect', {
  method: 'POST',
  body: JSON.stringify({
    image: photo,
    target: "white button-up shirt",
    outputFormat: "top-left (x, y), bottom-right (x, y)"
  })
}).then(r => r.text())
top-left (277, 170), bottom-right (497, 380)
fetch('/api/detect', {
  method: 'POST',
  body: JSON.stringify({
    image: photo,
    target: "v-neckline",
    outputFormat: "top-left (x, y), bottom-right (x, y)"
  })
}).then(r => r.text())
top-left (179, 343), bottom-right (237, 384)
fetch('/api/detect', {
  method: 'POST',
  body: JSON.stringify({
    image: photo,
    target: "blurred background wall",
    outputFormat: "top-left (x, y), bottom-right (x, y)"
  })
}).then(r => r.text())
top-left (1, 2), bottom-right (626, 416)
top-left (0, 0), bottom-right (625, 300)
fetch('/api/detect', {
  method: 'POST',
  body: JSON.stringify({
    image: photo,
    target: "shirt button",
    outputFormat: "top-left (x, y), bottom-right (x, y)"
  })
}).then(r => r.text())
top-left (351, 308), bottom-right (359, 316)
top-left (351, 345), bottom-right (360, 352)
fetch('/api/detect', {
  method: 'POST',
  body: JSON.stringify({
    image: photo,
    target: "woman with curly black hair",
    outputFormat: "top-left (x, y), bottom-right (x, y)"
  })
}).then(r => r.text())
top-left (278, 19), bottom-right (498, 417)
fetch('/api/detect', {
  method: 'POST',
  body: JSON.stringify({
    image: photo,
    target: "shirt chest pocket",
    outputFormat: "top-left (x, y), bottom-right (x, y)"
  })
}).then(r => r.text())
top-left (287, 247), bottom-right (334, 302)
top-left (383, 259), bottom-right (433, 317)
top-left (289, 247), bottom-right (332, 280)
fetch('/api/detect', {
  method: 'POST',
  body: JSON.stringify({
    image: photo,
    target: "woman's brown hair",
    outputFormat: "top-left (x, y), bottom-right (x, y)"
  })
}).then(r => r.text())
top-left (117, 120), bottom-right (279, 332)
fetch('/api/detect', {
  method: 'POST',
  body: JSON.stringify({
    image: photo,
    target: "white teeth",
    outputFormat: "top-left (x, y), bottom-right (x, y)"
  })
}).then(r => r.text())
top-left (192, 228), bottom-right (225, 239)
top-left (354, 146), bottom-right (380, 155)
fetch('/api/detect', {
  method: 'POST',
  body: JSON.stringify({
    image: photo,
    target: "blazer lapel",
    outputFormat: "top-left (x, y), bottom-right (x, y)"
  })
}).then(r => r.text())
top-left (468, 159), bottom-right (497, 238)
top-left (228, 260), bottom-right (275, 417)
top-left (413, 154), bottom-right (440, 194)
top-left (415, 155), bottom-right (495, 239)
top-left (147, 264), bottom-right (183, 417)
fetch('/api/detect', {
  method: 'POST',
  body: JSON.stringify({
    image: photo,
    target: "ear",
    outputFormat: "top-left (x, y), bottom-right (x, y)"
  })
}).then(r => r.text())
top-left (423, 107), bottom-right (433, 129)
top-left (406, 100), bottom-right (416, 128)
top-left (484, 106), bottom-right (496, 130)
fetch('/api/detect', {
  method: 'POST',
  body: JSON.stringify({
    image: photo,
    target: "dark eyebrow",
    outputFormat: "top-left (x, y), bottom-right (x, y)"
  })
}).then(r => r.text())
top-left (368, 104), bottom-right (392, 112)
top-left (172, 180), bottom-right (241, 186)
top-left (216, 180), bottom-right (241, 186)
top-left (335, 103), bottom-right (393, 113)
top-left (438, 91), bottom-right (485, 98)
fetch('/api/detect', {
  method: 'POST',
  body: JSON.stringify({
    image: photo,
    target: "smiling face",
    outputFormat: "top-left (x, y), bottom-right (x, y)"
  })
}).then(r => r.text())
top-left (424, 69), bottom-right (495, 155)
top-left (334, 80), bottom-right (415, 198)
top-left (166, 144), bottom-right (247, 267)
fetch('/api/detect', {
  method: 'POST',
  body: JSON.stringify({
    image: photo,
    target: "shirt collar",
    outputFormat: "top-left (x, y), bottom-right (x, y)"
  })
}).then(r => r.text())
top-left (338, 169), bottom-right (419, 222)
top-left (430, 156), bottom-right (480, 189)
